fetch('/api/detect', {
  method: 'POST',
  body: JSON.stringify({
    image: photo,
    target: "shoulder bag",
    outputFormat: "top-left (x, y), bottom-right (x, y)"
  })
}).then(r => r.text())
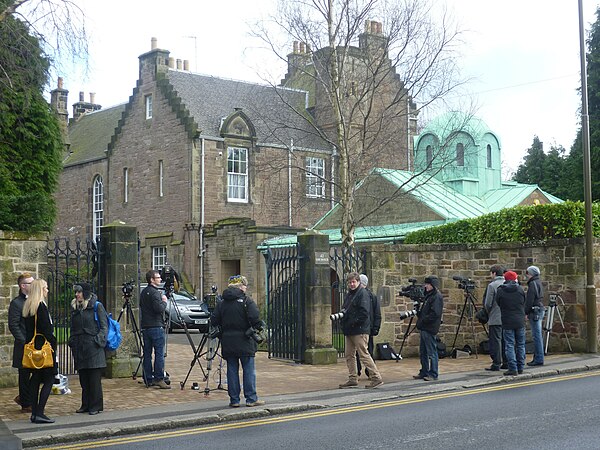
top-left (22, 313), bottom-right (54, 369)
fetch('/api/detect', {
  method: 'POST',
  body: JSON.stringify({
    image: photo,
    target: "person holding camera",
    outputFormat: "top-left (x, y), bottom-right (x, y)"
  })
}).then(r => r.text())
top-left (483, 265), bottom-right (507, 371)
top-left (338, 272), bottom-right (383, 389)
top-left (211, 275), bottom-right (265, 407)
top-left (68, 283), bottom-right (107, 415)
top-left (525, 266), bottom-right (545, 366)
top-left (413, 275), bottom-right (443, 381)
top-left (356, 274), bottom-right (381, 377)
top-left (496, 271), bottom-right (526, 376)
top-left (140, 269), bottom-right (170, 389)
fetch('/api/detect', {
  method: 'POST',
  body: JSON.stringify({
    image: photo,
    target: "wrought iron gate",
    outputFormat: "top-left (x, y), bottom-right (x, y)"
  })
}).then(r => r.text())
top-left (330, 246), bottom-right (367, 356)
top-left (264, 245), bottom-right (305, 362)
top-left (46, 237), bottom-right (102, 375)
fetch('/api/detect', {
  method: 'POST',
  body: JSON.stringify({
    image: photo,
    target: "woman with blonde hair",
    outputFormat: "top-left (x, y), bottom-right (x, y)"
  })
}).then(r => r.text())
top-left (22, 279), bottom-right (57, 424)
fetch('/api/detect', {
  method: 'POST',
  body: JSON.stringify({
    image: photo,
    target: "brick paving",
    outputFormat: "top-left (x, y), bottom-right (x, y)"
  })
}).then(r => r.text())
top-left (0, 342), bottom-right (568, 422)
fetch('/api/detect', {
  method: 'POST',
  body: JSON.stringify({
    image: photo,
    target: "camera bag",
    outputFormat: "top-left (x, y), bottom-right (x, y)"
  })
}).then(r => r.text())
top-left (376, 343), bottom-right (396, 360)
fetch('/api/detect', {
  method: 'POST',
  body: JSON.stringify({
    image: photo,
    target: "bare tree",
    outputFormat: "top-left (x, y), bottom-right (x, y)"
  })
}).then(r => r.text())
top-left (252, 0), bottom-right (471, 249)
top-left (0, 0), bottom-right (88, 87)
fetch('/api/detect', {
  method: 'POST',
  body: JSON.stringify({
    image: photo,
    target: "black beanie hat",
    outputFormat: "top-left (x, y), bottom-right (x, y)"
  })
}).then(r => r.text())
top-left (79, 282), bottom-right (92, 300)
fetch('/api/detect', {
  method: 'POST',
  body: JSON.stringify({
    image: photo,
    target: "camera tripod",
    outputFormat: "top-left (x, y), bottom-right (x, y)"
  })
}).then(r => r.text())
top-left (179, 331), bottom-right (210, 390)
top-left (116, 293), bottom-right (144, 379)
top-left (202, 336), bottom-right (226, 395)
top-left (450, 289), bottom-right (488, 357)
top-left (544, 293), bottom-right (573, 354)
top-left (396, 312), bottom-right (417, 361)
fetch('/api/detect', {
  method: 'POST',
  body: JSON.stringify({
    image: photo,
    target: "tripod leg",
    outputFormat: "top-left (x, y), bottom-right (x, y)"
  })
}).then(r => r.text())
top-left (397, 316), bottom-right (415, 361)
top-left (180, 334), bottom-right (208, 390)
top-left (450, 295), bottom-right (469, 352)
top-left (544, 306), bottom-right (555, 355)
top-left (554, 307), bottom-right (573, 352)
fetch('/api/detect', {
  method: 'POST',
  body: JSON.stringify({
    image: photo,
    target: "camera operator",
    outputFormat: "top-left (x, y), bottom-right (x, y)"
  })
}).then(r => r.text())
top-left (413, 275), bottom-right (443, 382)
top-left (338, 272), bottom-right (383, 389)
top-left (483, 265), bottom-right (507, 371)
top-left (139, 269), bottom-right (170, 389)
top-left (356, 274), bottom-right (381, 378)
top-left (210, 275), bottom-right (265, 408)
top-left (525, 266), bottom-right (545, 367)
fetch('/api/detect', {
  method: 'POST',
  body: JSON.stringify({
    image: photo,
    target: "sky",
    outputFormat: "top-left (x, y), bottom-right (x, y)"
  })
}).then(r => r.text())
top-left (49, 0), bottom-right (600, 176)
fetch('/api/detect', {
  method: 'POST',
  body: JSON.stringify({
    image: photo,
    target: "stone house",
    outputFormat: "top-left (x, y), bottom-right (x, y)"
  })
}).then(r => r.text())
top-left (51, 25), bottom-right (417, 302)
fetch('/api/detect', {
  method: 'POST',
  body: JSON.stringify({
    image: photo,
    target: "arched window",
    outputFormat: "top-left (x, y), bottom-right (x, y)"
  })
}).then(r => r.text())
top-left (426, 145), bottom-right (433, 166)
top-left (456, 143), bottom-right (464, 166)
top-left (93, 176), bottom-right (104, 240)
top-left (487, 144), bottom-right (492, 168)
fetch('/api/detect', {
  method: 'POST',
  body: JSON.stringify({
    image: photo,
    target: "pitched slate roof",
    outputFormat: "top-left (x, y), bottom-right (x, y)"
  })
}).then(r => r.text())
top-left (167, 70), bottom-right (327, 149)
top-left (64, 104), bottom-right (126, 166)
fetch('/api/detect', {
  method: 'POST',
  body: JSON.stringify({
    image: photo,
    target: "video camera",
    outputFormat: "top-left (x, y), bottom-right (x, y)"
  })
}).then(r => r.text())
top-left (122, 280), bottom-right (135, 298)
top-left (161, 264), bottom-right (177, 294)
top-left (398, 278), bottom-right (426, 302)
top-left (453, 275), bottom-right (476, 292)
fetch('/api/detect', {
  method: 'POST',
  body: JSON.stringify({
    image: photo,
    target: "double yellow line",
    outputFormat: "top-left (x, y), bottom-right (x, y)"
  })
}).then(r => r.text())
top-left (41, 371), bottom-right (599, 449)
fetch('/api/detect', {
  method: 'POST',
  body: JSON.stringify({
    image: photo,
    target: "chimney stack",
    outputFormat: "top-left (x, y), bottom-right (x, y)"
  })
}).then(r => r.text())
top-left (50, 76), bottom-right (69, 132)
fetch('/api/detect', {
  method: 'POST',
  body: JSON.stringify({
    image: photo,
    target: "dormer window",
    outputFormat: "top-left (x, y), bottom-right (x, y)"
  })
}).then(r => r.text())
top-left (456, 143), bottom-right (464, 166)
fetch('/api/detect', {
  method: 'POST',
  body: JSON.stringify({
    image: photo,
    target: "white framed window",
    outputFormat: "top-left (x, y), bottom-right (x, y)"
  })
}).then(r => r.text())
top-left (159, 160), bottom-right (164, 197)
top-left (152, 246), bottom-right (167, 271)
top-left (93, 176), bottom-right (104, 241)
top-left (145, 94), bottom-right (153, 119)
top-left (227, 147), bottom-right (248, 202)
top-left (123, 167), bottom-right (129, 203)
top-left (306, 157), bottom-right (325, 198)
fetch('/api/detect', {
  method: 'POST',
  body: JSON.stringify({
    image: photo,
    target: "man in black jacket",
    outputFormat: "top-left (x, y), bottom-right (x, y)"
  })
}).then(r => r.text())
top-left (8, 272), bottom-right (34, 412)
top-left (496, 271), bottom-right (526, 376)
top-left (140, 269), bottom-right (170, 389)
top-left (525, 266), bottom-right (545, 367)
top-left (339, 272), bottom-right (383, 389)
top-left (211, 275), bottom-right (264, 407)
top-left (414, 275), bottom-right (444, 381)
top-left (356, 274), bottom-right (381, 377)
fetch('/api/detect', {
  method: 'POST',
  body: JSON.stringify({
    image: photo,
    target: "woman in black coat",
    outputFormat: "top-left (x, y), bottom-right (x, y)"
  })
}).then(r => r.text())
top-left (68, 282), bottom-right (107, 415)
top-left (22, 279), bottom-right (57, 424)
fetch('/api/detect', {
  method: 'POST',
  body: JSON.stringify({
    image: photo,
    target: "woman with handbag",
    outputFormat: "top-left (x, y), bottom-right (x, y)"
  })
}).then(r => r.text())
top-left (22, 279), bottom-right (57, 424)
top-left (68, 282), bottom-right (107, 415)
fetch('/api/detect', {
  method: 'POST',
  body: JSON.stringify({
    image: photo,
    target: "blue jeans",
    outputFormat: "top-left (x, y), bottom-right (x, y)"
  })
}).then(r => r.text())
top-left (418, 330), bottom-right (438, 379)
top-left (226, 356), bottom-right (257, 405)
top-left (503, 327), bottom-right (526, 372)
top-left (142, 327), bottom-right (165, 384)
top-left (529, 308), bottom-right (545, 364)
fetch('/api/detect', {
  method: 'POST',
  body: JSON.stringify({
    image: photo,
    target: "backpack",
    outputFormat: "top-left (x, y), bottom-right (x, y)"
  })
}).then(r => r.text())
top-left (94, 301), bottom-right (122, 351)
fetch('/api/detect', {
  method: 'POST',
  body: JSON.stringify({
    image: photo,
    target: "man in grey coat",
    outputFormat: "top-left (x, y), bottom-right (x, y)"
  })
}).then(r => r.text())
top-left (484, 265), bottom-right (506, 371)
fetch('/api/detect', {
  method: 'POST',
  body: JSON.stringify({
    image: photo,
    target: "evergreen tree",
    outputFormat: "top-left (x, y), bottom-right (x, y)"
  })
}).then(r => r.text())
top-left (0, 16), bottom-right (62, 231)
top-left (514, 136), bottom-right (546, 186)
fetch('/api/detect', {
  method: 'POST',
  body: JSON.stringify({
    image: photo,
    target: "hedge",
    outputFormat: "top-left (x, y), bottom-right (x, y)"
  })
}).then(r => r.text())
top-left (404, 201), bottom-right (600, 244)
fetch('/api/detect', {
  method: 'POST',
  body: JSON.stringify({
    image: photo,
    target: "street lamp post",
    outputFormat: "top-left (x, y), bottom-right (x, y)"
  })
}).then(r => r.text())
top-left (578, 0), bottom-right (597, 353)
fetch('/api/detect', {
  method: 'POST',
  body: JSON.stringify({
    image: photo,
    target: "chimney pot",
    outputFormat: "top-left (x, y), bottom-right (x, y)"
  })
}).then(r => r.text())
top-left (299, 42), bottom-right (305, 53)
top-left (293, 41), bottom-right (298, 53)
top-left (183, 59), bottom-right (190, 71)
top-left (168, 57), bottom-right (175, 68)
top-left (151, 37), bottom-right (157, 50)
top-left (176, 59), bottom-right (182, 70)
top-left (376, 22), bottom-right (382, 34)
top-left (57, 77), bottom-right (63, 89)
top-left (89, 92), bottom-right (96, 104)
top-left (365, 20), bottom-right (370, 32)
top-left (79, 91), bottom-right (84, 102)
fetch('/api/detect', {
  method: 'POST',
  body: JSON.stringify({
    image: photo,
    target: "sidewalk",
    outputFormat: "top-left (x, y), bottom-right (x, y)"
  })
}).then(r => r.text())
top-left (2, 344), bottom-right (599, 448)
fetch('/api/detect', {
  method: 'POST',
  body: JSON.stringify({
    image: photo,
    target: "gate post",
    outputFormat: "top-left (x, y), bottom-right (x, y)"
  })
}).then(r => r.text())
top-left (100, 223), bottom-right (139, 378)
top-left (298, 231), bottom-right (337, 365)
